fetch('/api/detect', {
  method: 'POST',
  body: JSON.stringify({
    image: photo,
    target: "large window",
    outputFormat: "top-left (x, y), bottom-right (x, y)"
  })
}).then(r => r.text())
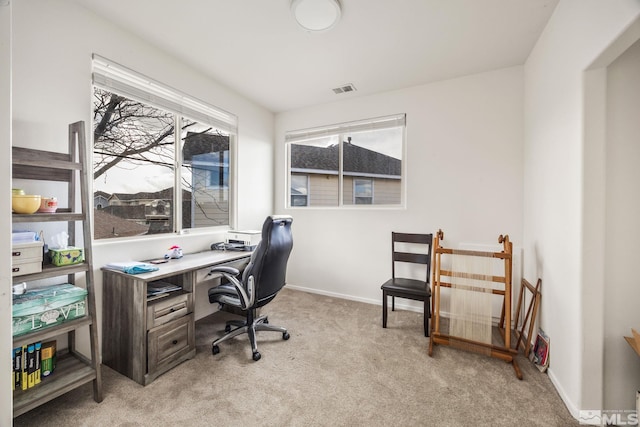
top-left (92, 55), bottom-right (237, 240)
top-left (286, 114), bottom-right (405, 208)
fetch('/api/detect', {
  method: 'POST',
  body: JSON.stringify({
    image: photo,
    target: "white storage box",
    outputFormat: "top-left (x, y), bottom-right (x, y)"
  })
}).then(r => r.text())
top-left (12, 241), bottom-right (43, 277)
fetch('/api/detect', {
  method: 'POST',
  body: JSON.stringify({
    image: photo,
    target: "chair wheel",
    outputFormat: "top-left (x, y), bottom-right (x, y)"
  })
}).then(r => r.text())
top-left (224, 324), bottom-right (231, 333)
top-left (264, 318), bottom-right (269, 324)
top-left (252, 351), bottom-right (261, 361)
top-left (283, 332), bottom-right (290, 340)
top-left (212, 344), bottom-right (220, 355)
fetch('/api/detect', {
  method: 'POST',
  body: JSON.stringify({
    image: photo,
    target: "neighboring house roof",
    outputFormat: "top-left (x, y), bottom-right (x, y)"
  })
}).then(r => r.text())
top-left (94, 190), bottom-right (111, 199)
top-left (93, 208), bottom-right (149, 239)
top-left (108, 188), bottom-right (191, 202)
top-left (290, 142), bottom-right (401, 177)
top-left (183, 132), bottom-right (229, 163)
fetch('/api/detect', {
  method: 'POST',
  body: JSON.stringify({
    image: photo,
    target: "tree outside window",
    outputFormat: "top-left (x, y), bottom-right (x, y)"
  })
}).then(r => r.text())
top-left (92, 87), bottom-right (233, 240)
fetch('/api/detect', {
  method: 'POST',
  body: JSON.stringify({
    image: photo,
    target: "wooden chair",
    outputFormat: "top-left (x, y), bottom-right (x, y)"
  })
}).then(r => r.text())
top-left (381, 232), bottom-right (433, 337)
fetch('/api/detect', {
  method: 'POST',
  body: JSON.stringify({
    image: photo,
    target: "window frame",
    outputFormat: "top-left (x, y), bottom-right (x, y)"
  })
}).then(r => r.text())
top-left (285, 114), bottom-right (406, 209)
top-left (91, 55), bottom-right (238, 240)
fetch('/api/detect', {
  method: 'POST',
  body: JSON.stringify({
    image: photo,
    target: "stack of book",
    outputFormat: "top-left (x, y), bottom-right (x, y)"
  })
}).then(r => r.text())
top-left (12, 340), bottom-right (56, 391)
top-left (147, 281), bottom-right (181, 301)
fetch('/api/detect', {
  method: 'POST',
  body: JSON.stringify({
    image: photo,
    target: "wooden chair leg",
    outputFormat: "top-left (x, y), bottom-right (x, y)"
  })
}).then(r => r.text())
top-left (424, 298), bottom-right (429, 337)
top-left (382, 291), bottom-right (388, 328)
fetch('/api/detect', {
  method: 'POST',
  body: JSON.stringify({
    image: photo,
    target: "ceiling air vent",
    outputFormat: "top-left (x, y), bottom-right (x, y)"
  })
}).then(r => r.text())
top-left (332, 83), bottom-right (357, 94)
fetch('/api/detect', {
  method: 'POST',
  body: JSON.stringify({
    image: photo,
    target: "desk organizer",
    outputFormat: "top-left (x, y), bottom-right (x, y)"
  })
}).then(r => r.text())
top-left (12, 284), bottom-right (87, 336)
top-left (49, 247), bottom-right (84, 266)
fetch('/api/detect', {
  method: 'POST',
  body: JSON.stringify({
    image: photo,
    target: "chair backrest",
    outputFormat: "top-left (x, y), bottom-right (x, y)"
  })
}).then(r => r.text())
top-left (242, 215), bottom-right (293, 307)
top-left (391, 232), bottom-right (433, 283)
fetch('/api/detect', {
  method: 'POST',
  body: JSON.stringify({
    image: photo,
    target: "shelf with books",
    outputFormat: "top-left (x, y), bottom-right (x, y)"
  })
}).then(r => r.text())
top-left (11, 121), bottom-right (102, 418)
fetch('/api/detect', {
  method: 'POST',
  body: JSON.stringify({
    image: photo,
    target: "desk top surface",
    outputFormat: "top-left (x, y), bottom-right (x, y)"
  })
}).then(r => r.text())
top-left (102, 249), bottom-right (252, 281)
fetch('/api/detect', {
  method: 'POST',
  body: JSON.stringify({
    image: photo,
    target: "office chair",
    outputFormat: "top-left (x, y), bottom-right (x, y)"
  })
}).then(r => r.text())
top-left (208, 215), bottom-right (293, 361)
top-left (380, 232), bottom-right (433, 337)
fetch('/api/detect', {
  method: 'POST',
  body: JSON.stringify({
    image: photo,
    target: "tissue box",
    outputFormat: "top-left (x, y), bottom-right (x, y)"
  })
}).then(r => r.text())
top-left (49, 247), bottom-right (84, 266)
top-left (12, 284), bottom-right (87, 336)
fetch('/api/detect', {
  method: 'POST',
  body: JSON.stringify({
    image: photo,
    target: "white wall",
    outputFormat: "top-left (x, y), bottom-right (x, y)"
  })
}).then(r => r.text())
top-left (604, 38), bottom-right (640, 412)
top-left (275, 66), bottom-right (524, 306)
top-left (1, 1), bottom-right (12, 423)
top-left (11, 0), bottom-right (275, 358)
top-left (523, 0), bottom-right (640, 418)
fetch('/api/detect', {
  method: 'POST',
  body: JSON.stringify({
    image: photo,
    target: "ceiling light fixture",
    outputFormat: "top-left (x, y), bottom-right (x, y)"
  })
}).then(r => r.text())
top-left (291, 0), bottom-right (341, 33)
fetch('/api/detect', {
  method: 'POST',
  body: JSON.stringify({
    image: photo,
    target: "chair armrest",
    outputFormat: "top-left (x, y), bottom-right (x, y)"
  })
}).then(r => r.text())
top-left (208, 265), bottom-right (255, 310)
top-left (207, 265), bottom-right (240, 276)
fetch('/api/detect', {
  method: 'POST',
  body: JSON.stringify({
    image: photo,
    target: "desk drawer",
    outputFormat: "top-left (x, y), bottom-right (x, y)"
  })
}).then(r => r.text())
top-left (195, 258), bottom-right (250, 285)
top-left (147, 313), bottom-right (194, 375)
top-left (147, 292), bottom-right (192, 329)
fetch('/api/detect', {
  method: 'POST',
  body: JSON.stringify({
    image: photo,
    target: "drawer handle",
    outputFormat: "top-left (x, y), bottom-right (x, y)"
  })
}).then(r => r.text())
top-left (172, 340), bottom-right (178, 345)
top-left (12, 267), bottom-right (19, 272)
top-left (12, 251), bottom-right (21, 256)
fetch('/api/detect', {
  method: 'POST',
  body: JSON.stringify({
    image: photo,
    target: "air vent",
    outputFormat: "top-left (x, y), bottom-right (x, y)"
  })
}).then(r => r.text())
top-left (332, 83), bottom-right (357, 94)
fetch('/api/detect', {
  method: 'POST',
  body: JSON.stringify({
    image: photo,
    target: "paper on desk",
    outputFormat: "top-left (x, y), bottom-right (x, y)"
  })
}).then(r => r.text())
top-left (104, 261), bottom-right (159, 274)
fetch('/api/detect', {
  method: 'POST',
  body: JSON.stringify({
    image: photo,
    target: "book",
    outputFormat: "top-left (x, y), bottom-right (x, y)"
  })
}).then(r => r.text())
top-left (531, 328), bottom-right (550, 372)
top-left (34, 342), bottom-right (41, 385)
top-left (12, 346), bottom-right (22, 390)
top-left (21, 344), bottom-right (27, 391)
top-left (41, 340), bottom-right (56, 378)
top-left (27, 343), bottom-right (35, 388)
top-left (147, 281), bottom-right (181, 296)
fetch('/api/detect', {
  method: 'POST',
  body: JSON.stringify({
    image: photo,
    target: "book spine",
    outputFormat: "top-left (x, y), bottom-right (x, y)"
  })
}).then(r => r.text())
top-left (41, 340), bottom-right (56, 377)
top-left (13, 346), bottom-right (22, 391)
top-left (21, 345), bottom-right (27, 391)
top-left (34, 342), bottom-right (41, 385)
top-left (27, 343), bottom-right (35, 389)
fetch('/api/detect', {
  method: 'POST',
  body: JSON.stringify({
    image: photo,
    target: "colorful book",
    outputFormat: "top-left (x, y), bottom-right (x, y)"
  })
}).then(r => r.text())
top-left (21, 344), bottom-right (27, 391)
top-left (41, 340), bottom-right (56, 378)
top-left (34, 342), bottom-right (41, 385)
top-left (27, 343), bottom-right (35, 388)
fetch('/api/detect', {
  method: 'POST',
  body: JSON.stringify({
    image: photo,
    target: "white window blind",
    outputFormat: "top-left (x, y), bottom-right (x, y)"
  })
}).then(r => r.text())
top-left (92, 54), bottom-right (238, 134)
top-left (285, 114), bottom-right (405, 143)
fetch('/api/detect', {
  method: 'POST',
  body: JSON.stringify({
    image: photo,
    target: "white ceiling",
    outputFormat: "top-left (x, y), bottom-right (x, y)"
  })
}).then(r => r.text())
top-left (73, 0), bottom-right (559, 113)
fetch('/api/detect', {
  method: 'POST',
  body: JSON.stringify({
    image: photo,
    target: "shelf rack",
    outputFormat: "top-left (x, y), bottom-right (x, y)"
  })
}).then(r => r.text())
top-left (11, 121), bottom-right (102, 417)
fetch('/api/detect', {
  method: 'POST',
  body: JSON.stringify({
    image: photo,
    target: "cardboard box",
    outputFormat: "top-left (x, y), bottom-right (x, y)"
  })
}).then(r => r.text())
top-left (12, 284), bottom-right (87, 336)
top-left (49, 247), bottom-right (84, 266)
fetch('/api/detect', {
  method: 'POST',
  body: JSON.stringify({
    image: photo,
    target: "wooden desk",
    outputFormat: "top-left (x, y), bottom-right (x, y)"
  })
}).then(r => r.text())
top-left (101, 250), bottom-right (251, 385)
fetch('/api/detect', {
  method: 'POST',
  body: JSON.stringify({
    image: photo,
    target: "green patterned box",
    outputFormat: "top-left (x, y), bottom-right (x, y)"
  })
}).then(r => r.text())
top-left (49, 247), bottom-right (84, 266)
top-left (12, 284), bottom-right (87, 337)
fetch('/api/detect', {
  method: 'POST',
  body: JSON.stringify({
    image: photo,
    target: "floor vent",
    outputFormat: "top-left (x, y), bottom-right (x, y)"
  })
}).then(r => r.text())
top-left (332, 83), bottom-right (357, 94)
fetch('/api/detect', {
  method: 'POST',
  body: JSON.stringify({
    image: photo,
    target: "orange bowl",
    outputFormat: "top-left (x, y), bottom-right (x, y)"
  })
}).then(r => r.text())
top-left (12, 194), bottom-right (42, 214)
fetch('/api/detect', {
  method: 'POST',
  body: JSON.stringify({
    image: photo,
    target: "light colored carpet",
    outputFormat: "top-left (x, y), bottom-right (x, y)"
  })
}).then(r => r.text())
top-left (14, 288), bottom-right (578, 426)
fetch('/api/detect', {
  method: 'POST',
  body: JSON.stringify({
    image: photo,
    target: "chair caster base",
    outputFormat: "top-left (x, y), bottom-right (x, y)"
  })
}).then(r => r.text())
top-left (283, 332), bottom-right (290, 340)
top-left (252, 351), bottom-right (261, 361)
top-left (212, 344), bottom-right (220, 355)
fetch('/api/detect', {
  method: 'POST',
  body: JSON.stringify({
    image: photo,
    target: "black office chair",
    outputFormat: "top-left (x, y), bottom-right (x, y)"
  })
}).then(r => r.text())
top-left (208, 215), bottom-right (293, 361)
top-left (381, 232), bottom-right (433, 337)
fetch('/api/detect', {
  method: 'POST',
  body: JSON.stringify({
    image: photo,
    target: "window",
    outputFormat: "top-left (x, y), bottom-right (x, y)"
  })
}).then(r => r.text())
top-left (286, 114), bottom-right (405, 208)
top-left (290, 174), bottom-right (309, 206)
top-left (92, 55), bottom-right (237, 240)
top-left (354, 179), bottom-right (373, 204)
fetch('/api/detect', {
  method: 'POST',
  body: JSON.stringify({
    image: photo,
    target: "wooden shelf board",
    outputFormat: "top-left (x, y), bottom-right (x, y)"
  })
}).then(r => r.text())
top-left (13, 316), bottom-right (94, 348)
top-left (13, 353), bottom-right (97, 418)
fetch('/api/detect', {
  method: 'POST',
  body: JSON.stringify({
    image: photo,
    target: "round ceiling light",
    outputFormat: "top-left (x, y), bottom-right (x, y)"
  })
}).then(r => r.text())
top-left (291, 0), bottom-right (341, 33)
